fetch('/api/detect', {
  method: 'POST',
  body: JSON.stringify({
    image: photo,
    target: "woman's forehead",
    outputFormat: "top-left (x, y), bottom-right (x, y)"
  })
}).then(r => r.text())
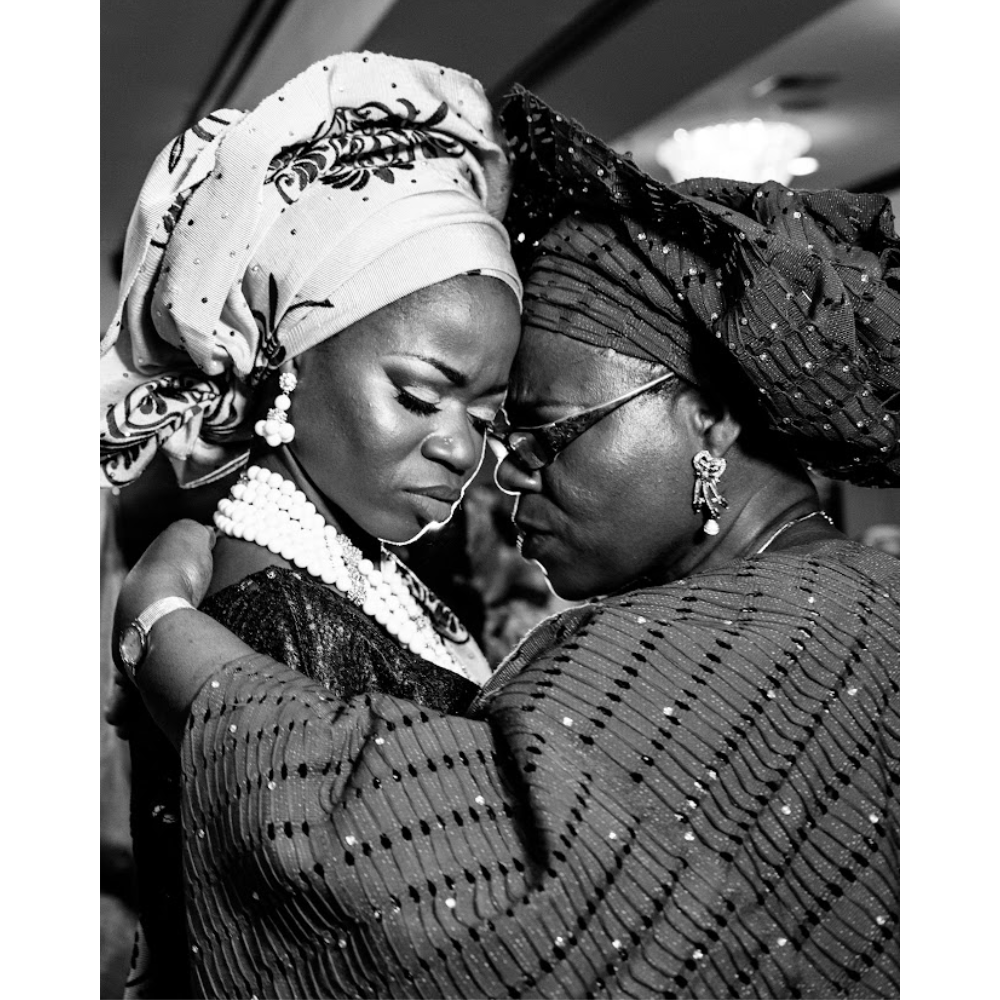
top-left (337, 274), bottom-right (518, 352)
top-left (510, 328), bottom-right (634, 403)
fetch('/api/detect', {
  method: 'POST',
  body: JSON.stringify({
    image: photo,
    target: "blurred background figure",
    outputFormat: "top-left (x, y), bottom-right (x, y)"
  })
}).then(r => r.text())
top-left (863, 523), bottom-right (901, 558)
top-left (101, 1), bottom-right (898, 995)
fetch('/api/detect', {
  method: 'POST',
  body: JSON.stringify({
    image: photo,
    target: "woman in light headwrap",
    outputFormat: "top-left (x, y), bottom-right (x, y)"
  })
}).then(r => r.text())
top-left (102, 52), bottom-right (522, 997)
top-left (113, 88), bottom-right (899, 998)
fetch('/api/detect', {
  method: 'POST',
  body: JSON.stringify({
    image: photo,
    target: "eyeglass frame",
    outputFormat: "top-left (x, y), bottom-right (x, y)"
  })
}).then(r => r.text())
top-left (488, 370), bottom-right (676, 472)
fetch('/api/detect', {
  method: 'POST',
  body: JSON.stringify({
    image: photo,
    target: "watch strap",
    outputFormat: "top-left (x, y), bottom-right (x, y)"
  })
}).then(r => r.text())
top-left (120, 595), bottom-right (195, 683)
top-left (135, 595), bottom-right (194, 635)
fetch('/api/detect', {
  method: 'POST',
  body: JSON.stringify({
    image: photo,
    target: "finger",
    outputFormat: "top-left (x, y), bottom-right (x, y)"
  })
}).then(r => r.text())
top-left (170, 519), bottom-right (217, 554)
top-left (164, 518), bottom-right (213, 545)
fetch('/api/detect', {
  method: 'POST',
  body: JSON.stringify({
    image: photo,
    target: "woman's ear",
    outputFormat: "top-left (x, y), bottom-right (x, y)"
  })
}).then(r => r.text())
top-left (705, 409), bottom-right (741, 458)
top-left (678, 386), bottom-right (742, 458)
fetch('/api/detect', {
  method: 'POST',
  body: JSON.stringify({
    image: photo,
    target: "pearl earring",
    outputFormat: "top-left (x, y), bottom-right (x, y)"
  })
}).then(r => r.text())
top-left (692, 449), bottom-right (727, 536)
top-left (254, 371), bottom-right (297, 448)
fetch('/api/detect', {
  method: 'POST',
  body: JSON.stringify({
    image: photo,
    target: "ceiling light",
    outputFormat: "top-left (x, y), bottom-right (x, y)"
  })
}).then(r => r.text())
top-left (750, 73), bottom-right (837, 99)
top-left (788, 156), bottom-right (820, 177)
top-left (655, 120), bottom-right (814, 186)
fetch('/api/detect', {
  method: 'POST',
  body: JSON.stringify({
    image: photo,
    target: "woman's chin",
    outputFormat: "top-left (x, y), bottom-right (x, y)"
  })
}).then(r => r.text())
top-left (368, 508), bottom-right (453, 547)
top-left (538, 571), bottom-right (590, 603)
top-left (518, 542), bottom-right (600, 602)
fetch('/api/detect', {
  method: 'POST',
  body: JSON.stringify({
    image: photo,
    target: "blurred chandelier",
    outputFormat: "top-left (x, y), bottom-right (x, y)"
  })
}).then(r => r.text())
top-left (655, 119), bottom-right (818, 185)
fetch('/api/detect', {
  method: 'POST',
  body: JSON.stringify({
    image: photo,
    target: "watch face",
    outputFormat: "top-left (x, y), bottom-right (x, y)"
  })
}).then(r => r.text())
top-left (119, 622), bottom-right (147, 670)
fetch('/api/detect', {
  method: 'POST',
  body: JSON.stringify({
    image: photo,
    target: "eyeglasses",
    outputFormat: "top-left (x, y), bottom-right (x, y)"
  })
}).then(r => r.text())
top-left (488, 371), bottom-right (675, 472)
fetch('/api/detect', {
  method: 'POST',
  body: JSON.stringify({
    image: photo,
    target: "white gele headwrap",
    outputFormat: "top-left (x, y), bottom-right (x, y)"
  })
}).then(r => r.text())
top-left (100, 51), bottom-right (522, 490)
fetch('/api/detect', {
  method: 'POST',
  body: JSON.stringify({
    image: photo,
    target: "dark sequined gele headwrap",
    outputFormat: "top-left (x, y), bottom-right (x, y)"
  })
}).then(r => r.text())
top-left (499, 87), bottom-right (899, 488)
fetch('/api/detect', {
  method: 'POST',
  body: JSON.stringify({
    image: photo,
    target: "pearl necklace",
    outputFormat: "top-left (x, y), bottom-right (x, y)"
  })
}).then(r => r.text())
top-left (213, 466), bottom-right (469, 679)
top-left (755, 510), bottom-right (835, 555)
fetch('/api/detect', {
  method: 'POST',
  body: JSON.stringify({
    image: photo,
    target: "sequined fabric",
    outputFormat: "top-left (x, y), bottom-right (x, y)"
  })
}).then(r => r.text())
top-left (181, 541), bottom-right (899, 999)
top-left (498, 87), bottom-right (899, 488)
top-left (126, 567), bottom-right (478, 998)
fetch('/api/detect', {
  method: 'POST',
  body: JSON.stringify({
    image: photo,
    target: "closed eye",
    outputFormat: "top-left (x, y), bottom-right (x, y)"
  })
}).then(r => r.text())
top-left (395, 387), bottom-right (439, 417)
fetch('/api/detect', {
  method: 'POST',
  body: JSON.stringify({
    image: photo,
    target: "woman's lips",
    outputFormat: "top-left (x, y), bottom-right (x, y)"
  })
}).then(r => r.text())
top-left (407, 486), bottom-right (462, 519)
top-left (514, 515), bottom-right (549, 537)
top-left (515, 520), bottom-right (553, 558)
top-left (410, 485), bottom-right (463, 503)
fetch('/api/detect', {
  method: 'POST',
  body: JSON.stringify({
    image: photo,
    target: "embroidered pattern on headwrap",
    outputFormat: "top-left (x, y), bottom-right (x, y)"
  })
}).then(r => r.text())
top-left (101, 375), bottom-right (246, 488)
top-left (166, 111), bottom-right (235, 174)
top-left (245, 274), bottom-right (336, 384)
top-left (100, 52), bottom-right (522, 490)
top-left (265, 100), bottom-right (463, 200)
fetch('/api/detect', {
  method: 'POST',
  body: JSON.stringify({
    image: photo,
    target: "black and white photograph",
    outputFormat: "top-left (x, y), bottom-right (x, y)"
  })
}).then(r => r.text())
top-left (99, 2), bottom-right (904, 997)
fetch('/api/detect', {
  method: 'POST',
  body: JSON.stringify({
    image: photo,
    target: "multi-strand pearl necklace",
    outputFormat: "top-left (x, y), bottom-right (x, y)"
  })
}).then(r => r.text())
top-left (213, 466), bottom-right (469, 679)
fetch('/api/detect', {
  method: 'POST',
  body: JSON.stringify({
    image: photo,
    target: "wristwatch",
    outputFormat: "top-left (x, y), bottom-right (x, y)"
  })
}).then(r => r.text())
top-left (117, 596), bottom-right (194, 683)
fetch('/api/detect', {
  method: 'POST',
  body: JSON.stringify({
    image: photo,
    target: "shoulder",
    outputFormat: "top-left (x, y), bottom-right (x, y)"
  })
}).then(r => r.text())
top-left (201, 566), bottom-right (371, 675)
top-left (760, 537), bottom-right (899, 592)
top-left (205, 564), bottom-right (320, 604)
top-left (202, 567), bottom-right (478, 710)
top-left (203, 565), bottom-right (349, 629)
top-left (490, 540), bottom-right (898, 706)
top-left (600, 539), bottom-right (898, 626)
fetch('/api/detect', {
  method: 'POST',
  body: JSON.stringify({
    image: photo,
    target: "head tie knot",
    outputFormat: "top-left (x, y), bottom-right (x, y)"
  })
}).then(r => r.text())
top-left (100, 52), bottom-right (522, 489)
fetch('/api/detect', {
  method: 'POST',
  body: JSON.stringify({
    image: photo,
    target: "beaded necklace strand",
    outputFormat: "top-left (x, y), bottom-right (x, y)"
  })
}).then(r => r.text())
top-left (213, 466), bottom-right (470, 680)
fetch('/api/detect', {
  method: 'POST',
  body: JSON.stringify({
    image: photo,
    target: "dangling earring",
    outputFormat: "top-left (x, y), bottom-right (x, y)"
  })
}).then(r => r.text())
top-left (692, 449), bottom-right (727, 536)
top-left (254, 371), bottom-right (297, 448)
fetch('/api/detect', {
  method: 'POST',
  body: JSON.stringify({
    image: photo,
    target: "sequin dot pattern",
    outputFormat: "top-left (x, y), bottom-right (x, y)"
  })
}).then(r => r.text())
top-left (181, 541), bottom-right (899, 998)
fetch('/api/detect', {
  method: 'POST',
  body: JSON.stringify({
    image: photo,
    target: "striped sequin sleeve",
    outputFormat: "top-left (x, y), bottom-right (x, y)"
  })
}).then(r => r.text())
top-left (179, 544), bottom-right (899, 999)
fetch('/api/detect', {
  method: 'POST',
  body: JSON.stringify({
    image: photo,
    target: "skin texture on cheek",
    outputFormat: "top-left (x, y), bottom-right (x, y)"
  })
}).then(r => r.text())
top-left (506, 328), bottom-right (705, 599)
top-left (291, 345), bottom-right (403, 529)
top-left (519, 414), bottom-right (690, 599)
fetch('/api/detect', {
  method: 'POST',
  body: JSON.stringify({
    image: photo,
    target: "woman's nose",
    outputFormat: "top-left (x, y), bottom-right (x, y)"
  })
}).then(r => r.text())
top-left (494, 451), bottom-right (542, 496)
top-left (422, 420), bottom-right (479, 476)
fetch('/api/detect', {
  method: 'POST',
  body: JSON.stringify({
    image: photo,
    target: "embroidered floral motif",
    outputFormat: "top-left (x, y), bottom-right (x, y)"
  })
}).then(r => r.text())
top-left (249, 274), bottom-right (286, 380)
top-left (265, 100), bottom-right (463, 203)
top-left (248, 273), bottom-right (333, 383)
top-left (151, 190), bottom-right (195, 251)
top-left (100, 373), bottom-right (245, 485)
top-left (167, 111), bottom-right (240, 173)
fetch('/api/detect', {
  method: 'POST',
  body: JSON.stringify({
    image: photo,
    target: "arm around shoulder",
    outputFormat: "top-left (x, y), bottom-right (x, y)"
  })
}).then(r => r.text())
top-left (114, 519), bottom-right (263, 749)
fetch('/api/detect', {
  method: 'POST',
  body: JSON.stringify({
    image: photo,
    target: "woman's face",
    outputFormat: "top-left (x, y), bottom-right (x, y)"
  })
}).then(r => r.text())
top-left (495, 327), bottom-right (706, 601)
top-left (291, 274), bottom-right (521, 544)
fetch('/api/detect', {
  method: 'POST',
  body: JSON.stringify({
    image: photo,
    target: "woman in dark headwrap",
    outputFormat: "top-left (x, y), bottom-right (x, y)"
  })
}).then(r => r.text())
top-left (112, 88), bottom-right (899, 999)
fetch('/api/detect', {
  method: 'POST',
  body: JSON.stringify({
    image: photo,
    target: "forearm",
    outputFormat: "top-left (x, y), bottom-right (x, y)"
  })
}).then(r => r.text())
top-left (136, 608), bottom-right (257, 750)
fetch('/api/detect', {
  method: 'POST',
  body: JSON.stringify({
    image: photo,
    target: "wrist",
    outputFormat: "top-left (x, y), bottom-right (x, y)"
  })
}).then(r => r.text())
top-left (118, 573), bottom-right (195, 628)
top-left (116, 596), bottom-right (195, 685)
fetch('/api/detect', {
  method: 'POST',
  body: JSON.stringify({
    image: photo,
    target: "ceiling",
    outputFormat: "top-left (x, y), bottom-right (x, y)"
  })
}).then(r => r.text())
top-left (100, 0), bottom-right (899, 327)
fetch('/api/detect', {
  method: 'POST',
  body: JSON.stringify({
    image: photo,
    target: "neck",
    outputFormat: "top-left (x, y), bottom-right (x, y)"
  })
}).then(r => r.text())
top-left (650, 458), bottom-right (837, 587)
top-left (207, 444), bottom-right (380, 597)
top-left (209, 455), bottom-right (480, 680)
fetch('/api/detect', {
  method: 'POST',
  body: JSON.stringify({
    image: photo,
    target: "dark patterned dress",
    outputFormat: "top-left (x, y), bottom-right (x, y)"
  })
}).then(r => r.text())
top-left (180, 540), bottom-right (899, 999)
top-left (126, 568), bottom-right (478, 998)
